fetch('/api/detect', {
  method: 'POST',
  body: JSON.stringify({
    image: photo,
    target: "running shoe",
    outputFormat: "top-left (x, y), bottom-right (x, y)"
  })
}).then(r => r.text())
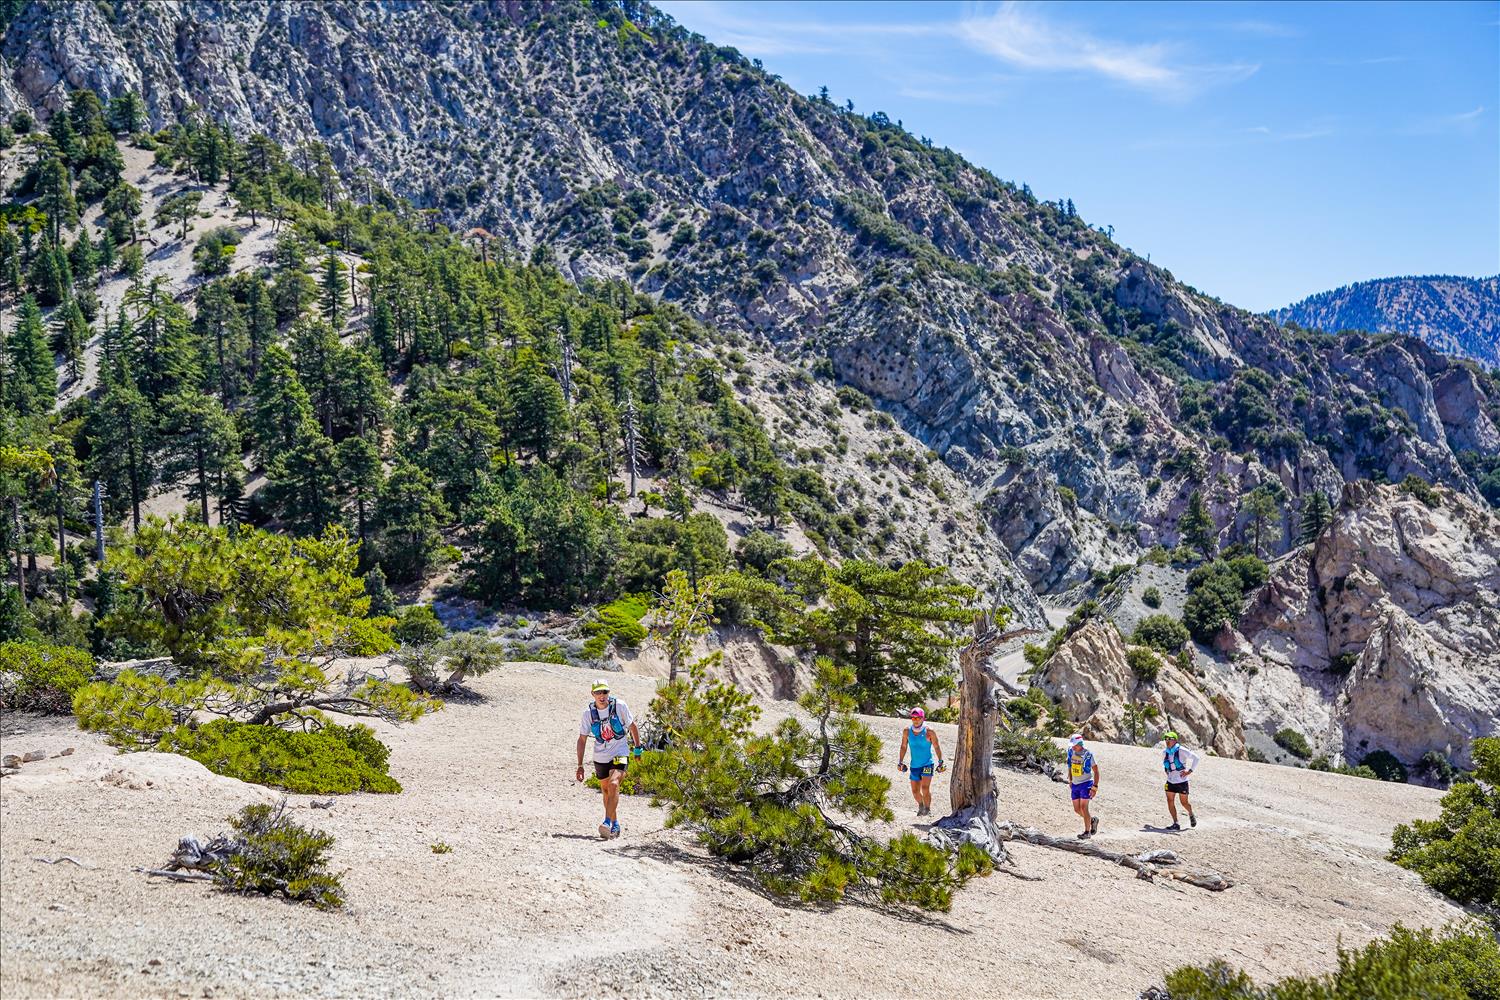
top-left (1090, 816), bottom-right (1099, 835)
top-left (1190, 813), bottom-right (1197, 828)
top-left (598, 819), bottom-right (612, 840)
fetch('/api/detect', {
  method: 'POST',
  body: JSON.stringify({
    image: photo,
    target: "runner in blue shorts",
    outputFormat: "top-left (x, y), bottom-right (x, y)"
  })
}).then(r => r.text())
top-left (1066, 734), bottom-right (1100, 839)
top-left (898, 708), bottom-right (945, 817)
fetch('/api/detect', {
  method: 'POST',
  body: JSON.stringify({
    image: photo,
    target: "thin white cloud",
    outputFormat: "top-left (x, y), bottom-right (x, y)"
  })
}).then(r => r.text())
top-left (1401, 105), bottom-right (1489, 136)
top-left (1223, 19), bottom-right (1302, 39)
top-left (955, 2), bottom-right (1258, 99)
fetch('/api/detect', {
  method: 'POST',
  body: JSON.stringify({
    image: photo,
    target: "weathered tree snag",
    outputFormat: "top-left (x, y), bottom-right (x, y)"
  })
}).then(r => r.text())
top-left (929, 612), bottom-right (1030, 863)
top-left (949, 611), bottom-right (1028, 818)
top-left (995, 822), bottom-right (1233, 891)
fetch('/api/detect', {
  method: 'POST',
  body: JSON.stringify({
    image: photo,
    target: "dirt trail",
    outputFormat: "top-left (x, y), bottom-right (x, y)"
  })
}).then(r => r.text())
top-left (1, 663), bottom-right (1461, 999)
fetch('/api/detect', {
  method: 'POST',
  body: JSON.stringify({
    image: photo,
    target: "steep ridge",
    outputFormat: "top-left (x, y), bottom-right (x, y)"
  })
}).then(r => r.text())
top-left (1225, 481), bottom-right (1500, 769)
top-left (1274, 275), bottom-right (1500, 368)
top-left (4, 0), bottom-right (1499, 595)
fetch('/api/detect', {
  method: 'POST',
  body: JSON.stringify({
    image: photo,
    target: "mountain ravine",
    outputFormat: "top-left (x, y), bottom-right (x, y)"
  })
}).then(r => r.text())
top-left (3, 0), bottom-right (1497, 767)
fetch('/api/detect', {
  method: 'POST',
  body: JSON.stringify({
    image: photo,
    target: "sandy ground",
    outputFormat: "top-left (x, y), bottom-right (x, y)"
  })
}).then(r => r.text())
top-left (1, 662), bottom-right (1462, 1000)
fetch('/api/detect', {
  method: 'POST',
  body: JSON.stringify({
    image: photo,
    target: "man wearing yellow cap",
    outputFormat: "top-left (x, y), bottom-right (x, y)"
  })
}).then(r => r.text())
top-left (576, 678), bottom-right (642, 839)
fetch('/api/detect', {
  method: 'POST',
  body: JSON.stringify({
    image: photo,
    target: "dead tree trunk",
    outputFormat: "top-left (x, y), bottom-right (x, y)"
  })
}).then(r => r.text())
top-left (949, 611), bottom-right (1026, 817)
top-left (994, 822), bottom-right (1233, 891)
top-left (929, 611), bottom-right (1028, 862)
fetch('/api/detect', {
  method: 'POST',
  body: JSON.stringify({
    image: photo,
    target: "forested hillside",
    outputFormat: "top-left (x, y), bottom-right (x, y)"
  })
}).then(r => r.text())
top-left (1, 92), bottom-right (1036, 681)
top-left (3, 0), bottom-right (1498, 598)
top-left (2, 0), bottom-right (1498, 769)
top-left (1274, 274), bottom-right (1500, 369)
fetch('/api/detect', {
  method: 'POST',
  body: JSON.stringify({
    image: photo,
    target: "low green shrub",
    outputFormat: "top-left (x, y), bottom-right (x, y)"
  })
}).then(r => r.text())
top-left (1309, 756), bottom-right (1378, 779)
top-left (215, 802), bottom-right (344, 909)
top-left (163, 719), bottom-right (401, 794)
top-left (1361, 748), bottom-right (1409, 783)
top-left (1132, 614), bottom-right (1189, 654)
top-left (0, 640), bottom-right (94, 714)
top-left (583, 593), bottom-right (650, 649)
top-left (1389, 737), bottom-right (1499, 907)
top-left (1273, 727), bottom-right (1312, 759)
top-left (393, 604), bottom-right (445, 645)
top-left (1164, 921), bottom-right (1499, 1000)
top-left (1141, 585), bottom-right (1162, 608)
top-left (994, 726), bottom-right (1064, 776)
top-left (1126, 647), bottom-right (1162, 682)
top-left (1399, 474), bottom-right (1441, 508)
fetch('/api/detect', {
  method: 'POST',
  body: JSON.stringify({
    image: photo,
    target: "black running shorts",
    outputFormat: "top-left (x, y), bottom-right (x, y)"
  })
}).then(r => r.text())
top-left (1165, 779), bottom-right (1190, 794)
top-left (595, 760), bottom-right (628, 780)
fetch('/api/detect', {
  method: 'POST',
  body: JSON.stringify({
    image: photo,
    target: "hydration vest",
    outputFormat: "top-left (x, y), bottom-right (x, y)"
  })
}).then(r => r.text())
top-left (1067, 747), bottom-right (1094, 784)
top-left (1163, 746), bottom-right (1185, 774)
top-left (589, 697), bottom-right (627, 743)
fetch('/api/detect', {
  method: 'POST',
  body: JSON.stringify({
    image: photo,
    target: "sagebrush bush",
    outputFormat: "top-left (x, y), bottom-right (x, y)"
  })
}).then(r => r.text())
top-left (215, 802), bottom-right (345, 909)
top-left (584, 594), bottom-right (650, 649)
top-left (164, 719), bottom-right (401, 794)
top-left (1164, 921), bottom-right (1498, 1000)
top-left (0, 640), bottom-right (94, 713)
top-left (1141, 585), bottom-right (1162, 608)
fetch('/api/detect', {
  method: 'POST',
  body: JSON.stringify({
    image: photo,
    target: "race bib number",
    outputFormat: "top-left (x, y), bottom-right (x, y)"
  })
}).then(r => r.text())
top-left (1070, 760), bottom-right (1084, 780)
top-left (612, 755), bottom-right (629, 766)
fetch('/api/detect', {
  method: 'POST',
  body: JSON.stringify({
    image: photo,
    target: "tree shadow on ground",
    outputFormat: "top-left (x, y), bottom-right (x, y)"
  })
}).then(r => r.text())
top-left (608, 838), bottom-right (976, 934)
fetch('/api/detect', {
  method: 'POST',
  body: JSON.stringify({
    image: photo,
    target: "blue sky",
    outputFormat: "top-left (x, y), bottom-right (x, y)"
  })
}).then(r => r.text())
top-left (656, 0), bottom-right (1500, 312)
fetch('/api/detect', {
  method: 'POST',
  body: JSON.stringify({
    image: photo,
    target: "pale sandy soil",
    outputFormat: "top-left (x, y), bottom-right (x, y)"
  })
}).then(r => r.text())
top-left (0, 663), bottom-right (1461, 1000)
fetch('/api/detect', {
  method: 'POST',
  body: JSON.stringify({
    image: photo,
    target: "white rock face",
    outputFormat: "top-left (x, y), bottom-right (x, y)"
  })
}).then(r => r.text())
top-left (1232, 482), bottom-right (1500, 769)
top-left (1040, 618), bottom-right (1245, 757)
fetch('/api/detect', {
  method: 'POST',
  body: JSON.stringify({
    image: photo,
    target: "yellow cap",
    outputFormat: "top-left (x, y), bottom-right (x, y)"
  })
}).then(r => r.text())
top-left (591, 678), bottom-right (610, 693)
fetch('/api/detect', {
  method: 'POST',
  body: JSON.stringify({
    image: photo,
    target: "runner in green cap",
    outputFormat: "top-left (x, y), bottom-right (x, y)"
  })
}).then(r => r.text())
top-left (1161, 731), bottom-right (1199, 830)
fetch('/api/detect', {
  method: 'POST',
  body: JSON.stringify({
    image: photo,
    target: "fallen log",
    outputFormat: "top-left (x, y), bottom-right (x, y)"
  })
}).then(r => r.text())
top-left (136, 867), bottom-right (215, 883)
top-left (994, 821), bottom-right (1233, 891)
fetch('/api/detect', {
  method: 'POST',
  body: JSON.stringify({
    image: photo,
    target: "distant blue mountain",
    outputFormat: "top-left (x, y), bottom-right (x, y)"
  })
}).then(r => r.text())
top-left (1273, 275), bottom-right (1499, 368)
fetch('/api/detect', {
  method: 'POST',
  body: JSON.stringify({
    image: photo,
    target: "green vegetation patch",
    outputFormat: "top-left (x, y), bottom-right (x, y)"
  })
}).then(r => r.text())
top-left (163, 719), bottom-right (401, 794)
top-left (0, 640), bottom-right (94, 714)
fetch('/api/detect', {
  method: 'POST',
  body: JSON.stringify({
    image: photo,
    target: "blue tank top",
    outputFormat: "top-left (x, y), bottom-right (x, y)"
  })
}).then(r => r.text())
top-left (908, 725), bottom-right (933, 768)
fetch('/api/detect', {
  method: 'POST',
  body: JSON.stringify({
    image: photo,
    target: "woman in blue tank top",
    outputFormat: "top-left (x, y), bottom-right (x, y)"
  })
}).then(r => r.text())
top-left (898, 708), bottom-right (945, 817)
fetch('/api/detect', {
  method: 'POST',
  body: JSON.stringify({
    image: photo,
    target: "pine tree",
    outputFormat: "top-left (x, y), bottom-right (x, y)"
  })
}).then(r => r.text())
top-left (105, 92), bottom-right (147, 134)
top-left (372, 462), bottom-right (449, 583)
top-left (335, 435), bottom-right (382, 555)
top-left (5, 297), bottom-right (56, 415)
top-left (27, 243), bottom-right (70, 307)
top-left (87, 377), bottom-right (156, 531)
top-left (0, 221), bottom-right (21, 298)
top-left (50, 298), bottom-right (88, 383)
top-left (1298, 491), bottom-right (1333, 544)
top-left (155, 190), bottom-right (202, 241)
top-left (251, 345), bottom-right (313, 465)
top-left (1239, 484), bottom-right (1283, 558)
top-left (36, 158), bottom-right (77, 243)
top-left (264, 422), bottom-right (342, 535)
top-left (504, 351), bottom-right (567, 463)
top-left (159, 391), bottom-right (240, 525)
top-left (1179, 489), bottom-right (1216, 560)
top-left (320, 251), bottom-right (347, 328)
top-left (721, 556), bottom-right (977, 714)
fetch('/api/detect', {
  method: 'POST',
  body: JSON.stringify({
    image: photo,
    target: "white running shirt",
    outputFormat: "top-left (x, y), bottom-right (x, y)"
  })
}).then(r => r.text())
top-left (580, 698), bottom-right (633, 763)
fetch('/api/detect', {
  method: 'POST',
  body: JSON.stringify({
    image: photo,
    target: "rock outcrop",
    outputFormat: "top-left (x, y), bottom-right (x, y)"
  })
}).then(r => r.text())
top-left (1229, 482), bottom-right (1500, 769)
top-left (1040, 619), bottom-right (1245, 758)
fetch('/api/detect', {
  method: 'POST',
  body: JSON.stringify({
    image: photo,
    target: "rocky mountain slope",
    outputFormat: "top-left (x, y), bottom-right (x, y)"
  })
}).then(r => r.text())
top-left (1225, 481), bottom-right (1499, 770)
top-left (1274, 275), bottom-right (1500, 369)
top-left (5, 0), bottom-right (1499, 597)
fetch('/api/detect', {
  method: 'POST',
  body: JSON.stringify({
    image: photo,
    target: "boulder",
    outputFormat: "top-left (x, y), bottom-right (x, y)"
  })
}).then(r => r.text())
top-left (1040, 618), bottom-right (1244, 757)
